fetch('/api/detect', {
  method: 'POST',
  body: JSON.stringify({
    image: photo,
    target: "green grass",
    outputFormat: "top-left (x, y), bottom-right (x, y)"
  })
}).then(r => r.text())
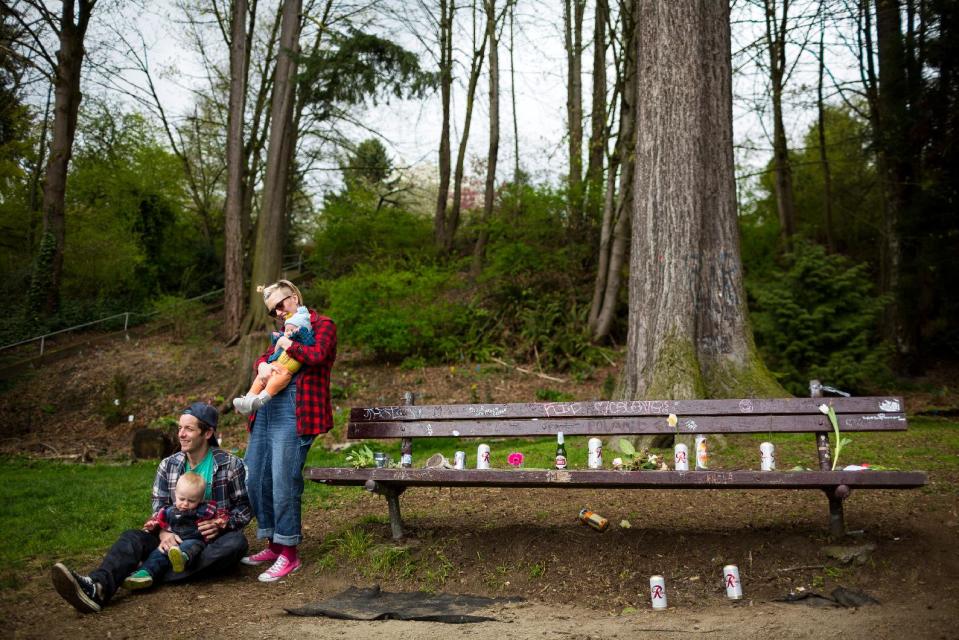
top-left (0, 458), bottom-right (156, 582)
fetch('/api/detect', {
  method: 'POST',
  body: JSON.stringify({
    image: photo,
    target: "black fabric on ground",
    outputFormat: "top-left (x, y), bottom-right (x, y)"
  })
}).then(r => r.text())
top-left (285, 585), bottom-right (524, 623)
top-left (776, 587), bottom-right (880, 608)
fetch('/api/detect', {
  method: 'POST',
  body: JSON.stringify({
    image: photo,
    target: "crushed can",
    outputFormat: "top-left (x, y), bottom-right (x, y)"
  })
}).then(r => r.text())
top-left (578, 508), bottom-right (609, 532)
top-left (674, 443), bottom-right (689, 471)
top-left (760, 442), bottom-right (775, 471)
top-left (723, 564), bottom-right (743, 599)
top-left (649, 575), bottom-right (668, 610)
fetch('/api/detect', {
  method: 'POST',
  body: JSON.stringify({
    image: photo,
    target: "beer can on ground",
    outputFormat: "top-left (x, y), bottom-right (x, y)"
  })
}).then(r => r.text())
top-left (453, 450), bottom-right (466, 470)
top-left (695, 435), bottom-right (708, 470)
top-left (674, 443), bottom-right (689, 471)
top-left (477, 444), bottom-right (491, 469)
top-left (649, 575), bottom-right (668, 610)
top-left (760, 442), bottom-right (776, 471)
top-left (588, 438), bottom-right (603, 469)
top-left (723, 565), bottom-right (743, 599)
top-left (578, 508), bottom-right (609, 531)
top-left (400, 453), bottom-right (413, 467)
top-left (373, 452), bottom-right (387, 468)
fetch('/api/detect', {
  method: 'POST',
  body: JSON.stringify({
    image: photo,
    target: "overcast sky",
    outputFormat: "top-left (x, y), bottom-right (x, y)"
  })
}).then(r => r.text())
top-left (103, 0), bottom-right (854, 196)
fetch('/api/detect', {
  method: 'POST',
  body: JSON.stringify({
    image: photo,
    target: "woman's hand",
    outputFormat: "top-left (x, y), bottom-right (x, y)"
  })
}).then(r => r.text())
top-left (275, 335), bottom-right (293, 351)
top-left (257, 362), bottom-right (273, 384)
top-left (157, 530), bottom-right (182, 552)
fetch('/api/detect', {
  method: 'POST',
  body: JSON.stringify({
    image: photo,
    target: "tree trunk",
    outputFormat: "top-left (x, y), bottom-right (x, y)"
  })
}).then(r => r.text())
top-left (471, 0), bottom-right (499, 278)
top-left (27, 84), bottom-right (53, 253)
top-left (585, 0), bottom-right (608, 227)
top-left (624, 0), bottom-right (782, 404)
top-left (763, 0), bottom-right (797, 253)
top-left (816, 7), bottom-right (835, 253)
top-left (445, 5), bottom-right (488, 253)
top-left (874, 0), bottom-right (918, 371)
top-left (28, 0), bottom-right (96, 316)
top-left (224, 0), bottom-right (250, 341)
top-left (434, 0), bottom-right (455, 249)
top-left (245, 0), bottom-right (301, 332)
top-left (509, 1), bottom-right (520, 184)
top-left (589, 0), bottom-right (635, 340)
top-left (564, 0), bottom-right (586, 231)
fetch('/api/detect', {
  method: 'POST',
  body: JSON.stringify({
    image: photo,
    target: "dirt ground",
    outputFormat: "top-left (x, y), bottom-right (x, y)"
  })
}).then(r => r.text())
top-left (1, 335), bottom-right (958, 639)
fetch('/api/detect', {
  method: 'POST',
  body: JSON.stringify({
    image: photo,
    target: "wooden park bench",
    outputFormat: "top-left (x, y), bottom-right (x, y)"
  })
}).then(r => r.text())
top-left (306, 380), bottom-right (926, 540)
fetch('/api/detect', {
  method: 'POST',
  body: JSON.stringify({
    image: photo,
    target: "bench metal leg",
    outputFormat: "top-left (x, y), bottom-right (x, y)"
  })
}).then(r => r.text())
top-left (386, 490), bottom-right (405, 540)
top-left (365, 480), bottom-right (407, 540)
top-left (825, 484), bottom-right (850, 540)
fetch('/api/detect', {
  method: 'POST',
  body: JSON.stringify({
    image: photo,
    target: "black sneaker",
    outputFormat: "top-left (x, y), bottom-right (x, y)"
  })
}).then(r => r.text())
top-left (51, 562), bottom-right (103, 613)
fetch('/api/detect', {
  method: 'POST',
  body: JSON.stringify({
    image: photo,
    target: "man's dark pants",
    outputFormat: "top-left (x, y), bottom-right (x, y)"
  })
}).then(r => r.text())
top-left (89, 529), bottom-right (248, 602)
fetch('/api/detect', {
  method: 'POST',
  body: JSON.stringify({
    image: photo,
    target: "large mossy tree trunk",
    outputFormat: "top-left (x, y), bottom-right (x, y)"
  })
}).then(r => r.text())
top-left (622, 1), bottom-right (782, 448)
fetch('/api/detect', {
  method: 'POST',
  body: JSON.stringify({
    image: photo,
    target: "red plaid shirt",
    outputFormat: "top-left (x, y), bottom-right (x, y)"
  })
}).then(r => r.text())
top-left (251, 309), bottom-right (337, 436)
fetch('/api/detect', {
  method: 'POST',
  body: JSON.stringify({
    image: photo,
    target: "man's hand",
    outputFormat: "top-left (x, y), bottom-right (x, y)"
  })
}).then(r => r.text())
top-left (275, 335), bottom-right (293, 351)
top-left (197, 518), bottom-right (224, 542)
top-left (157, 530), bottom-right (182, 552)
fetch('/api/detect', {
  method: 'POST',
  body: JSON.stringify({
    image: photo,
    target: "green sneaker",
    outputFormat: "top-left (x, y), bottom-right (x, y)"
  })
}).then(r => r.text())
top-left (168, 547), bottom-right (190, 573)
top-left (122, 569), bottom-right (153, 590)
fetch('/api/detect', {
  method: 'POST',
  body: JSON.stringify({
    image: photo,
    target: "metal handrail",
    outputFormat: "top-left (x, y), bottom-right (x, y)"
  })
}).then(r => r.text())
top-left (1, 257), bottom-right (307, 356)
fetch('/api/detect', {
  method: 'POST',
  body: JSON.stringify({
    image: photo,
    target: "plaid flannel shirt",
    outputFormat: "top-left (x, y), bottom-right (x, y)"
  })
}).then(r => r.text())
top-left (151, 448), bottom-right (252, 533)
top-left (144, 501), bottom-right (224, 539)
top-left (251, 310), bottom-right (337, 436)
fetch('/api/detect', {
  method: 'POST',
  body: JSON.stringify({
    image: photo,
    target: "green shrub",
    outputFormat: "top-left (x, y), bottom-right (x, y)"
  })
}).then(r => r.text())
top-left (310, 192), bottom-right (434, 279)
top-left (747, 240), bottom-right (891, 395)
top-left (321, 265), bottom-right (491, 361)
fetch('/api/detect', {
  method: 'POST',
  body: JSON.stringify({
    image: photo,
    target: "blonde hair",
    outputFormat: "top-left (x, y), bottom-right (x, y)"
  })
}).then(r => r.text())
top-left (256, 279), bottom-right (304, 309)
top-left (176, 472), bottom-right (206, 500)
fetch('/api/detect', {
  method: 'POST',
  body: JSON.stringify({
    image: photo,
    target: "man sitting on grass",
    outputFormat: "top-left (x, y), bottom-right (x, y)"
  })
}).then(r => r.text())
top-left (51, 402), bottom-right (252, 613)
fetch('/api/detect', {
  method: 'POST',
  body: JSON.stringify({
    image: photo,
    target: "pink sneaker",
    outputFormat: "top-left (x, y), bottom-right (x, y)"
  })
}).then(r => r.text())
top-left (241, 547), bottom-right (280, 566)
top-left (258, 555), bottom-right (301, 582)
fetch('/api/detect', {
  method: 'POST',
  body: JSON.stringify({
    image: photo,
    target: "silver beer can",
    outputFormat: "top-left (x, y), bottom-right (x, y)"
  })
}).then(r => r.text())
top-left (587, 438), bottom-right (603, 469)
top-left (453, 450), bottom-right (466, 470)
top-left (400, 453), bottom-right (413, 467)
top-left (649, 575), bottom-right (668, 610)
top-left (695, 435), bottom-right (708, 470)
top-left (477, 444), bottom-right (491, 469)
top-left (723, 564), bottom-right (743, 599)
top-left (760, 442), bottom-right (776, 471)
top-left (674, 443), bottom-right (689, 471)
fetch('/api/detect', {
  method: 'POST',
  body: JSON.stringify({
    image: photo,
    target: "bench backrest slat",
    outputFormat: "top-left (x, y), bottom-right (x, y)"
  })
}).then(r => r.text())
top-left (349, 396), bottom-right (904, 423)
top-left (349, 412), bottom-right (907, 439)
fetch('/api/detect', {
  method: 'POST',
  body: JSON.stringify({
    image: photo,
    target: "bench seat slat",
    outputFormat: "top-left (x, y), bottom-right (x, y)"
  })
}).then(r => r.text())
top-left (348, 413), bottom-right (907, 439)
top-left (350, 397), bottom-right (905, 423)
top-left (305, 467), bottom-right (927, 490)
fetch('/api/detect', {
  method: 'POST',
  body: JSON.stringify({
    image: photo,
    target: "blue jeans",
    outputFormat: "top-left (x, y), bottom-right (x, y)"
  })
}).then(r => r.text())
top-left (140, 537), bottom-right (205, 578)
top-left (245, 381), bottom-right (315, 546)
top-left (90, 529), bottom-right (248, 602)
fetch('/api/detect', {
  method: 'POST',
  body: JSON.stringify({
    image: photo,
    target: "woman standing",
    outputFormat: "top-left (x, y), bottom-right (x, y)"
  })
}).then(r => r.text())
top-left (238, 280), bottom-right (336, 582)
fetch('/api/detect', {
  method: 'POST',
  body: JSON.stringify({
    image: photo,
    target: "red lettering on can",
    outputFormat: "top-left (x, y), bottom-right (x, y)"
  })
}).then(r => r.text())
top-left (726, 574), bottom-right (737, 588)
top-left (652, 585), bottom-right (664, 599)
